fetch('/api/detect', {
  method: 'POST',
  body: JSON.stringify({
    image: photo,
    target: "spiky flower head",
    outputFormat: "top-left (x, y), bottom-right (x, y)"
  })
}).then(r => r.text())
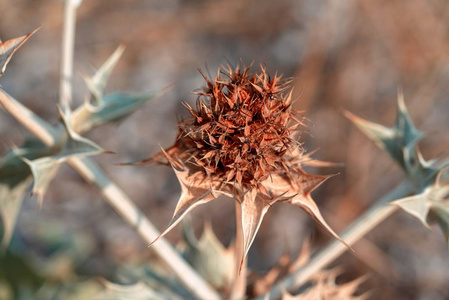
top-left (177, 64), bottom-right (299, 188)
top-left (134, 64), bottom-right (348, 265)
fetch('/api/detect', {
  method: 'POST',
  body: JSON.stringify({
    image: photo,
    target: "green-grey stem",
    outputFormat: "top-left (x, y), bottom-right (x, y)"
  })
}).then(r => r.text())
top-left (0, 90), bottom-right (221, 300)
top-left (59, 0), bottom-right (78, 112)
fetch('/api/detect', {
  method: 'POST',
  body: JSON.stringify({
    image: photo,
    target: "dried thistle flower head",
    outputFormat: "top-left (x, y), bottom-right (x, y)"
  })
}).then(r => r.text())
top-left (179, 64), bottom-right (298, 187)
top-left (134, 63), bottom-right (349, 266)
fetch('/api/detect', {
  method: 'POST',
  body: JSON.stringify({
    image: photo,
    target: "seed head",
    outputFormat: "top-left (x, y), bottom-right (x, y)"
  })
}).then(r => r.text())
top-left (133, 63), bottom-right (349, 266)
top-left (177, 64), bottom-right (300, 190)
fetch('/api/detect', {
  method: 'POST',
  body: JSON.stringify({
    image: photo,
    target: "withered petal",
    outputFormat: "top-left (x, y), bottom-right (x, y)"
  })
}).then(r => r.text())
top-left (121, 143), bottom-right (182, 167)
top-left (262, 172), bottom-right (349, 250)
top-left (290, 194), bottom-right (351, 251)
top-left (236, 188), bottom-right (274, 271)
top-left (149, 165), bottom-right (217, 246)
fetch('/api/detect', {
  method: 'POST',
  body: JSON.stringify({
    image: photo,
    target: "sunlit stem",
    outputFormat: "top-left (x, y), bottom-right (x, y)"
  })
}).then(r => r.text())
top-left (0, 90), bottom-right (60, 145)
top-left (0, 89), bottom-right (222, 300)
top-left (70, 157), bottom-right (222, 300)
top-left (59, 0), bottom-right (79, 112)
top-left (230, 201), bottom-right (247, 300)
top-left (0, 2), bottom-right (221, 296)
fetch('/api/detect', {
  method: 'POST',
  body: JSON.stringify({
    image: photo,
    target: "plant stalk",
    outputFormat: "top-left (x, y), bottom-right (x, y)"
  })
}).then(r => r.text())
top-left (0, 91), bottom-right (59, 145)
top-left (0, 89), bottom-right (221, 300)
top-left (230, 202), bottom-right (247, 300)
top-left (57, 2), bottom-right (220, 296)
top-left (0, 88), bottom-right (221, 300)
top-left (259, 180), bottom-right (414, 300)
top-left (0, 1), bottom-right (221, 298)
top-left (59, 0), bottom-right (78, 112)
top-left (69, 157), bottom-right (222, 300)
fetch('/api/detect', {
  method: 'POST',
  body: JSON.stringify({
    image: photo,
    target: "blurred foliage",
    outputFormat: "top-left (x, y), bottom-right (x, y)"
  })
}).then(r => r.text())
top-left (0, 28), bottom-right (38, 77)
top-left (347, 94), bottom-right (449, 248)
top-left (73, 45), bottom-right (154, 134)
top-left (0, 139), bottom-right (51, 248)
top-left (179, 218), bottom-right (234, 293)
top-left (0, 42), bottom-right (154, 251)
top-left (1, 0), bottom-right (449, 299)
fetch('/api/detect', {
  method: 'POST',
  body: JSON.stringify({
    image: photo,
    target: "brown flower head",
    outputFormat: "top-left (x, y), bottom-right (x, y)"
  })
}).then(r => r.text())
top-left (134, 63), bottom-right (349, 266)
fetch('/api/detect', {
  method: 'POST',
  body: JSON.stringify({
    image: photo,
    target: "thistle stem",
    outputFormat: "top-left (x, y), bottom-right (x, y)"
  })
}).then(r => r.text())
top-left (0, 88), bottom-right (221, 300)
top-left (59, 0), bottom-right (78, 112)
top-left (259, 180), bottom-right (414, 299)
top-left (57, 2), bottom-right (220, 296)
top-left (69, 157), bottom-right (222, 300)
top-left (230, 202), bottom-right (247, 300)
top-left (0, 90), bottom-right (60, 145)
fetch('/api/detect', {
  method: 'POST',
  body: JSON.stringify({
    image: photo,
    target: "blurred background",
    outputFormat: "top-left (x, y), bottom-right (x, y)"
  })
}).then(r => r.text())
top-left (1, 0), bottom-right (449, 299)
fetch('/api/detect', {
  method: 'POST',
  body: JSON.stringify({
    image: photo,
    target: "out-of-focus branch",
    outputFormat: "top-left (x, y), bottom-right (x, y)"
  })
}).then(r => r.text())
top-left (59, 0), bottom-right (79, 112)
top-left (0, 93), bottom-right (221, 300)
top-left (259, 180), bottom-right (414, 300)
top-left (230, 202), bottom-right (247, 300)
top-left (69, 157), bottom-right (221, 300)
top-left (0, 90), bottom-right (59, 145)
top-left (55, 1), bottom-right (220, 298)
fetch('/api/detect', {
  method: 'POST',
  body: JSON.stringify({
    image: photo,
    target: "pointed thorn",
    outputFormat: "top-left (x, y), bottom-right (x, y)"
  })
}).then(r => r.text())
top-left (116, 161), bottom-right (142, 166)
top-left (238, 257), bottom-right (245, 275)
top-left (159, 145), bottom-right (183, 170)
top-left (342, 109), bottom-right (360, 122)
top-left (397, 86), bottom-right (406, 111)
top-left (148, 235), bottom-right (163, 248)
top-left (101, 149), bottom-right (116, 155)
top-left (115, 161), bottom-right (133, 166)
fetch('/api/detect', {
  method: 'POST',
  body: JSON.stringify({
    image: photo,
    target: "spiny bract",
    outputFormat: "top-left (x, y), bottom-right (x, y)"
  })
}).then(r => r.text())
top-left (134, 64), bottom-right (349, 266)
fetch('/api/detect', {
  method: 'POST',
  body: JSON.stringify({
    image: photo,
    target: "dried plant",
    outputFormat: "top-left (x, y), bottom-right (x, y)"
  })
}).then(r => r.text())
top-left (131, 64), bottom-right (349, 267)
top-left (345, 92), bottom-right (449, 246)
top-left (249, 238), bottom-right (368, 299)
top-left (1, 1), bottom-right (449, 299)
top-left (262, 92), bottom-right (449, 300)
top-left (0, 28), bottom-right (39, 77)
top-left (280, 272), bottom-right (368, 300)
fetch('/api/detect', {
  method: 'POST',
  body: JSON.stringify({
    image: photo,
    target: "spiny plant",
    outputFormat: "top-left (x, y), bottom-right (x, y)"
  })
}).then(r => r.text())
top-left (129, 63), bottom-right (349, 268)
top-left (345, 92), bottom-right (449, 245)
top-left (263, 93), bottom-right (449, 300)
top-left (0, 36), bottom-right (153, 248)
top-left (179, 223), bottom-right (369, 300)
top-left (0, 19), bottom-right (221, 299)
top-left (0, 28), bottom-right (39, 77)
top-left (1, 0), bottom-right (449, 299)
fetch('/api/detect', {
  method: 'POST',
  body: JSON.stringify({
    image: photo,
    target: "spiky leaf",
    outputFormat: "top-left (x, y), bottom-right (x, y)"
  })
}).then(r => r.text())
top-left (83, 45), bottom-right (125, 105)
top-left (282, 270), bottom-right (369, 300)
top-left (71, 44), bottom-right (153, 133)
top-left (72, 92), bottom-right (154, 134)
top-left (148, 163), bottom-right (226, 246)
top-left (0, 28), bottom-right (39, 76)
top-left (20, 110), bottom-right (106, 206)
top-left (181, 220), bottom-right (234, 290)
top-left (0, 173), bottom-right (32, 249)
top-left (393, 168), bottom-right (449, 244)
top-left (344, 91), bottom-right (437, 186)
top-left (0, 140), bottom-right (52, 248)
top-left (265, 172), bottom-right (350, 250)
